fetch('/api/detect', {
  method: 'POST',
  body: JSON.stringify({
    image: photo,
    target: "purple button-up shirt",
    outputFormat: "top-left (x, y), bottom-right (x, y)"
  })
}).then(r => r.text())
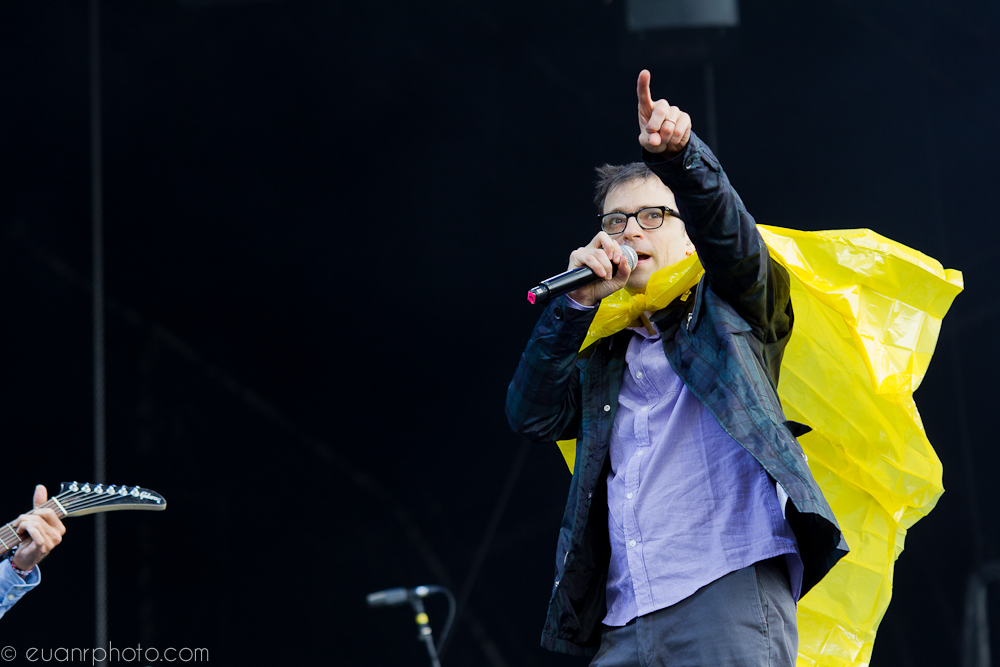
top-left (568, 297), bottom-right (802, 626)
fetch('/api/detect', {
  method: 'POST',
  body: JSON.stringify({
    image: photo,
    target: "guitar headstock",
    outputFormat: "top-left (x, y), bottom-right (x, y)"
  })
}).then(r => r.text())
top-left (56, 482), bottom-right (167, 518)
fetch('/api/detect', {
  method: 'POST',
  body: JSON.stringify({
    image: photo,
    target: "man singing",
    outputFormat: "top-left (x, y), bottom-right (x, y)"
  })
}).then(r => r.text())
top-left (505, 70), bottom-right (847, 665)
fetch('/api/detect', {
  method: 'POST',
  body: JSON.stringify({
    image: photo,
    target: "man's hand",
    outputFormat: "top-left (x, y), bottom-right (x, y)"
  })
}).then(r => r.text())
top-left (567, 232), bottom-right (632, 307)
top-left (10, 485), bottom-right (66, 572)
top-left (637, 70), bottom-right (692, 155)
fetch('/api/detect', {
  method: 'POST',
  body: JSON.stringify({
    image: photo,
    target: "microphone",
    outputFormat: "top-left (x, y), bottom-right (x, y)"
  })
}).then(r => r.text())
top-left (366, 585), bottom-right (434, 607)
top-left (527, 245), bottom-right (638, 305)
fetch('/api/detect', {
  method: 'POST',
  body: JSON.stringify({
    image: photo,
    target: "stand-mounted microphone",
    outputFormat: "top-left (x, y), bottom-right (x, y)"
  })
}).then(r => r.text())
top-left (366, 586), bottom-right (430, 607)
top-left (366, 585), bottom-right (457, 667)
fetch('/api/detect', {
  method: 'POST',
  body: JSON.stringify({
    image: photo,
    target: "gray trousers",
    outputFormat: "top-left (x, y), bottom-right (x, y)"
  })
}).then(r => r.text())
top-left (589, 557), bottom-right (797, 667)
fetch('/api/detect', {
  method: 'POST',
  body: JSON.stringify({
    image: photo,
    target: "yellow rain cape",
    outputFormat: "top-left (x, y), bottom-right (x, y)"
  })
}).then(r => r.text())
top-left (554, 225), bottom-right (963, 667)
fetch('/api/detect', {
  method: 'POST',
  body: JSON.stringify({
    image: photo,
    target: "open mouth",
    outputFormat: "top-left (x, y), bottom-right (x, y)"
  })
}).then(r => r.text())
top-left (635, 252), bottom-right (651, 263)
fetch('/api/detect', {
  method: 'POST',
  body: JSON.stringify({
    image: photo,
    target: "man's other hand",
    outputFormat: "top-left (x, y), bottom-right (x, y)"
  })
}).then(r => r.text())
top-left (637, 70), bottom-right (692, 155)
top-left (567, 232), bottom-right (632, 307)
top-left (11, 485), bottom-right (66, 572)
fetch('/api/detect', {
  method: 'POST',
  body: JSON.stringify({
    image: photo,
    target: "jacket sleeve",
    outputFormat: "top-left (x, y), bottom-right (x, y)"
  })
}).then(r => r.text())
top-left (0, 562), bottom-right (39, 620)
top-left (506, 296), bottom-right (597, 443)
top-left (644, 132), bottom-right (791, 342)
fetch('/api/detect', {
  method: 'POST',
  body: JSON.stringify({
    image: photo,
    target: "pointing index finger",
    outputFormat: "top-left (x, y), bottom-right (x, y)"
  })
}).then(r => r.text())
top-left (637, 69), bottom-right (654, 113)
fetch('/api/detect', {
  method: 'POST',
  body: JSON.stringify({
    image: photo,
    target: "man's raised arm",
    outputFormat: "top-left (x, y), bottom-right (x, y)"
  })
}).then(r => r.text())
top-left (636, 70), bottom-right (790, 338)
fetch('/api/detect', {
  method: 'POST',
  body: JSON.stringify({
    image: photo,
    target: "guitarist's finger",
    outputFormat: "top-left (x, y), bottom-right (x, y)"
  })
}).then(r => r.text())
top-left (13, 514), bottom-right (46, 536)
top-left (15, 515), bottom-right (60, 549)
top-left (14, 515), bottom-right (41, 542)
top-left (33, 484), bottom-right (47, 509)
top-left (32, 508), bottom-right (65, 534)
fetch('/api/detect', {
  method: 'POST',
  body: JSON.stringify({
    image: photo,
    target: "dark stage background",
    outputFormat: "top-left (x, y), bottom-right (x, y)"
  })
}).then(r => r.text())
top-left (1, 1), bottom-right (997, 665)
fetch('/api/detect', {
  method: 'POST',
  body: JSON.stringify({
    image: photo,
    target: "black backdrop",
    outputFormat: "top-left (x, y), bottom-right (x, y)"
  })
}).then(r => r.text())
top-left (1, 1), bottom-right (997, 664)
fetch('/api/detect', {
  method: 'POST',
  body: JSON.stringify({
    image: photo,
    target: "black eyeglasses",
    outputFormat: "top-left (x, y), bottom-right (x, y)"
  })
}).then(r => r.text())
top-left (597, 206), bottom-right (681, 236)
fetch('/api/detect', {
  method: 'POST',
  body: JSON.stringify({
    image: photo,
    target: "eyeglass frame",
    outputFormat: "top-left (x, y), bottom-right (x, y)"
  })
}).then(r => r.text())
top-left (597, 205), bottom-right (682, 236)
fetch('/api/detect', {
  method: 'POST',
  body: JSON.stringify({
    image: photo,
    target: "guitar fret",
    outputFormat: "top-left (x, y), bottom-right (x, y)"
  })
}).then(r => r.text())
top-left (51, 497), bottom-right (67, 518)
top-left (0, 525), bottom-right (20, 556)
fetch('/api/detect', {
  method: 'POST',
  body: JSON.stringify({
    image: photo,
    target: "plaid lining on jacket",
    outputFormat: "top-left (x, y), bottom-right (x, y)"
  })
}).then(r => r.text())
top-left (506, 133), bottom-right (848, 656)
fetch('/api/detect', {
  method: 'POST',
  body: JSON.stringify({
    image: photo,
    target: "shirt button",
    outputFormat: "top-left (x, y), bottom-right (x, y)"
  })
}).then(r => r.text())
top-left (553, 306), bottom-right (563, 320)
top-left (626, 492), bottom-right (633, 499)
top-left (629, 540), bottom-right (637, 547)
top-left (6, 594), bottom-right (13, 600)
top-left (636, 450), bottom-right (643, 456)
top-left (603, 405), bottom-right (611, 412)
top-left (636, 371), bottom-right (643, 379)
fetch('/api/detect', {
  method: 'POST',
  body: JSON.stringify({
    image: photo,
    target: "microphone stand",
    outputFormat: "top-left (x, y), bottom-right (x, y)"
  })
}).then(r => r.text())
top-left (409, 593), bottom-right (442, 667)
top-left (366, 585), bottom-right (455, 667)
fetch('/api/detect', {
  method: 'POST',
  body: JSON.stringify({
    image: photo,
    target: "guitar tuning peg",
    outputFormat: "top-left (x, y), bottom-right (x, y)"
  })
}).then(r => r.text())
top-left (106, 485), bottom-right (116, 495)
top-left (93, 484), bottom-right (103, 494)
top-left (118, 487), bottom-right (128, 496)
top-left (130, 487), bottom-right (140, 497)
top-left (82, 483), bottom-right (91, 493)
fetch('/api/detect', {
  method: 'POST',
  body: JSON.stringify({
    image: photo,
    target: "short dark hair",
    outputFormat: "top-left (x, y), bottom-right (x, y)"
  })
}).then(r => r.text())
top-left (593, 162), bottom-right (654, 212)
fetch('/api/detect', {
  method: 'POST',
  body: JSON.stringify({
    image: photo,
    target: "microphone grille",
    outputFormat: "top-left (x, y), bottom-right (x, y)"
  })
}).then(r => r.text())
top-left (622, 246), bottom-right (638, 271)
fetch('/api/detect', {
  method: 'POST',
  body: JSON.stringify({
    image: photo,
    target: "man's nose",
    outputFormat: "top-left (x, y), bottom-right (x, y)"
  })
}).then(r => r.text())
top-left (621, 214), bottom-right (644, 238)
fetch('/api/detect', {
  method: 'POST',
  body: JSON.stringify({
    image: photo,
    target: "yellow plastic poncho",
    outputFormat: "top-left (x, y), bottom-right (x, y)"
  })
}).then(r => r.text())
top-left (554, 226), bottom-right (963, 667)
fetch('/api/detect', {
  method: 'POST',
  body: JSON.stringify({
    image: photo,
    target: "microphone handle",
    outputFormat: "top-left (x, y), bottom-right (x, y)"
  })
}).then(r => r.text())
top-left (528, 263), bottom-right (621, 306)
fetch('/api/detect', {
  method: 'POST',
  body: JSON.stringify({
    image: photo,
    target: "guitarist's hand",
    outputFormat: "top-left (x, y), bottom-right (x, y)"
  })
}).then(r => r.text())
top-left (11, 485), bottom-right (66, 573)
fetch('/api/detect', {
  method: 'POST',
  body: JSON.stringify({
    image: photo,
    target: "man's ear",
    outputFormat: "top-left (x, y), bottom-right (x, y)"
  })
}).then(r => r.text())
top-left (684, 236), bottom-right (695, 257)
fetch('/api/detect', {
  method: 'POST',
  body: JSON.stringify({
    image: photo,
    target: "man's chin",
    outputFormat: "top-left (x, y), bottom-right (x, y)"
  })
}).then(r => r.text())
top-left (626, 270), bottom-right (651, 292)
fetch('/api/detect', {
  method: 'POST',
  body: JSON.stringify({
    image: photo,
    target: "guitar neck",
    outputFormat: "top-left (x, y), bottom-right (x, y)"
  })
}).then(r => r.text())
top-left (0, 483), bottom-right (166, 559)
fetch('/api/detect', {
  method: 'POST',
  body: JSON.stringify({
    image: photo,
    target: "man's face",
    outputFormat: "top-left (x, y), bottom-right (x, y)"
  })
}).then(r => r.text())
top-left (602, 176), bottom-right (694, 291)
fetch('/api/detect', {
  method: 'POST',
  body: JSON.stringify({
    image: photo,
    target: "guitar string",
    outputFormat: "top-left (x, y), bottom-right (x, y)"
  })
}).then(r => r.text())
top-left (10, 488), bottom-right (157, 525)
top-left (55, 486), bottom-right (147, 508)
top-left (60, 487), bottom-right (155, 508)
top-left (56, 490), bottom-right (160, 514)
top-left (59, 496), bottom-right (151, 513)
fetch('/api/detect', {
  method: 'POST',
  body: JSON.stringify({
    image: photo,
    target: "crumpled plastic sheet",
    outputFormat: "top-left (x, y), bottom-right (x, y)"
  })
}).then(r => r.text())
top-left (555, 226), bottom-right (963, 667)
